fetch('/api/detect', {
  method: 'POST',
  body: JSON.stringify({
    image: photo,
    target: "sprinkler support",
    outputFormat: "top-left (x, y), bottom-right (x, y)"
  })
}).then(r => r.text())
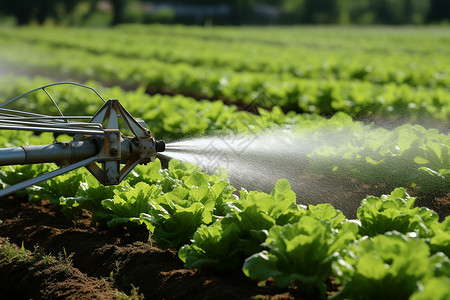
top-left (0, 83), bottom-right (165, 198)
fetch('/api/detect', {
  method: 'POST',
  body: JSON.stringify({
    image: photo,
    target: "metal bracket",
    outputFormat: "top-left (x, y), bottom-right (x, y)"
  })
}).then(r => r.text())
top-left (76, 99), bottom-right (157, 186)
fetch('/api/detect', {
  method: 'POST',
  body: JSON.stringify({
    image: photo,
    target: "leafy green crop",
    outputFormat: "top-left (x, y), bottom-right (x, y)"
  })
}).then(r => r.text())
top-left (332, 232), bottom-right (446, 300)
top-left (309, 124), bottom-right (450, 194)
top-left (102, 182), bottom-right (161, 228)
top-left (2, 26), bottom-right (450, 89)
top-left (305, 203), bottom-right (347, 229)
top-left (178, 193), bottom-right (353, 273)
top-left (28, 171), bottom-right (83, 205)
top-left (178, 221), bottom-right (242, 269)
top-left (130, 160), bottom-right (236, 249)
top-left (1, 76), bottom-right (448, 195)
top-left (58, 173), bottom-right (131, 220)
top-left (0, 164), bottom-right (57, 199)
top-left (1, 27), bottom-right (450, 120)
top-left (243, 217), bottom-right (358, 299)
top-left (179, 179), bottom-right (304, 269)
top-left (140, 185), bottom-right (215, 249)
top-left (101, 159), bottom-right (233, 249)
top-left (357, 188), bottom-right (439, 237)
top-left (410, 277), bottom-right (450, 300)
top-left (428, 216), bottom-right (450, 257)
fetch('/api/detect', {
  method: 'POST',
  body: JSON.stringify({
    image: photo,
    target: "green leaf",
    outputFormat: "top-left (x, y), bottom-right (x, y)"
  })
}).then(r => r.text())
top-left (270, 179), bottom-right (296, 203)
top-left (178, 222), bottom-right (241, 269)
top-left (184, 172), bottom-right (208, 188)
top-left (410, 277), bottom-right (450, 300)
top-left (357, 188), bottom-right (439, 237)
top-left (243, 216), bottom-right (351, 299)
top-left (333, 232), bottom-right (434, 300)
top-left (242, 251), bottom-right (280, 281)
top-left (307, 203), bottom-right (346, 228)
top-left (103, 182), bottom-right (160, 215)
top-left (141, 191), bottom-right (215, 249)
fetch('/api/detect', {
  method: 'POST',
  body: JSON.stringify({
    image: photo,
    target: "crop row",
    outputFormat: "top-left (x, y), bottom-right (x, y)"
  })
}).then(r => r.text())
top-left (1, 77), bottom-right (448, 195)
top-left (1, 157), bottom-right (449, 299)
top-left (0, 39), bottom-right (449, 121)
top-left (0, 76), bottom-right (301, 141)
top-left (0, 26), bottom-right (449, 89)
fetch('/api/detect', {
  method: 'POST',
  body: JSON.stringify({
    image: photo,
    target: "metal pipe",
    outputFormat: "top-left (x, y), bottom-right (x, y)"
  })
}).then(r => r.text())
top-left (0, 141), bottom-right (99, 166)
top-left (0, 139), bottom-right (135, 167)
top-left (0, 125), bottom-right (104, 135)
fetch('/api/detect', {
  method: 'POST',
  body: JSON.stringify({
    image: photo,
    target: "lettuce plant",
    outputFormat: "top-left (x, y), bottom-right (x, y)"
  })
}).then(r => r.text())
top-left (179, 179), bottom-right (307, 269)
top-left (178, 221), bottom-right (242, 269)
top-left (305, 203), bottom-right (346, 229)
top-left (59, 173), bottom-right (131, 220)
top-left (102, 182), bottom-right (161, 227)
top-left (140, 185), bottom-right (215, 249)
top-left (242, 217), bottom-right (357, 299)
top-left (410, 277), bottom-right (450, 300)
top-left (357, 188), bottom-right (439, 237)
top-left (131, 159), bottom-right (236, 217)
top-left (28, 171), bottom-right (82, 205)
top-left (332, 232), bottom-right (441, 300)
top-left (136, 163), bottom-right (236, 249)
top-left (428, 216), bottom-right (450, 256)
top-left (0, 164), bottom-right (56, 198)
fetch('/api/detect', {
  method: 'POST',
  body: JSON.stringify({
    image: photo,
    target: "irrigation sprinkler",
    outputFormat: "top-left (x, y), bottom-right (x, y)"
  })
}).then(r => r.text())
top-left (0, 82), bottom-right (165, 198)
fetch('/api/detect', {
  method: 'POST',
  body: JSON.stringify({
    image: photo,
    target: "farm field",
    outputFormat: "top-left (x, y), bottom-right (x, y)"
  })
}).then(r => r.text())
top-left (0, 25), bottom-right (449, 299)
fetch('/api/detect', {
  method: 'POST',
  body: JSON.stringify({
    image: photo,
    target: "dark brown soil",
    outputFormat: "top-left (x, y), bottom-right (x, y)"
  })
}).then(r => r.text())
top-left (0, 196), bottom-right (301, 300)
top-left (434, 193), bottom-right (450, 217)
top-left (0, 236), bottom-right (119, 299)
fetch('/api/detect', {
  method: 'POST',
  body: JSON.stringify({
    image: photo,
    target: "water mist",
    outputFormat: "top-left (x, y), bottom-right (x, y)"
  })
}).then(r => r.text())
top-left (161, 125), bottom-right (394, 218)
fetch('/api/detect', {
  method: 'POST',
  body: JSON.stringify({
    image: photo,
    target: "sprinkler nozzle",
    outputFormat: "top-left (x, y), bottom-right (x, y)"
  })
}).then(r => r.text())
top-left (155, 140), bottom-right (165, 152)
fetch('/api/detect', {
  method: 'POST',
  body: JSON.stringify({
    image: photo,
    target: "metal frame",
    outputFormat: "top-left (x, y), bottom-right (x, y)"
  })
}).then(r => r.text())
top-left (0, 83), bottom-right (164, 198)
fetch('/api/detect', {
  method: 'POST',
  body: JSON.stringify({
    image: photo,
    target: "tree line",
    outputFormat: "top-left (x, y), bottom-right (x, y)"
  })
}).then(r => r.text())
top-left (0, 0), bottom-right (449, 26)
top-left (0, 0), bottom-right (129, 26)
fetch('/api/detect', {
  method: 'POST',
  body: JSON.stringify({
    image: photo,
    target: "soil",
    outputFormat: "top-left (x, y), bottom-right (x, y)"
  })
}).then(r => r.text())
top-left (432, 192), bottom-right (450, 221)
top-left (0, 196), bottom-right (310, 300)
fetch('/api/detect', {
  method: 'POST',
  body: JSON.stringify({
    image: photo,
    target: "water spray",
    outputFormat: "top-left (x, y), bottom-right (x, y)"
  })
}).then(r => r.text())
top-left (162, 128), bottom-right (388, 217)
top-left (0, 82), bottom-right (165, 197)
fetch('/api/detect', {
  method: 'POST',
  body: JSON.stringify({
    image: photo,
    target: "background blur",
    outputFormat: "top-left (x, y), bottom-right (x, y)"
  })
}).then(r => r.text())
top-left (1, 0), bottom-right (450, 27)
